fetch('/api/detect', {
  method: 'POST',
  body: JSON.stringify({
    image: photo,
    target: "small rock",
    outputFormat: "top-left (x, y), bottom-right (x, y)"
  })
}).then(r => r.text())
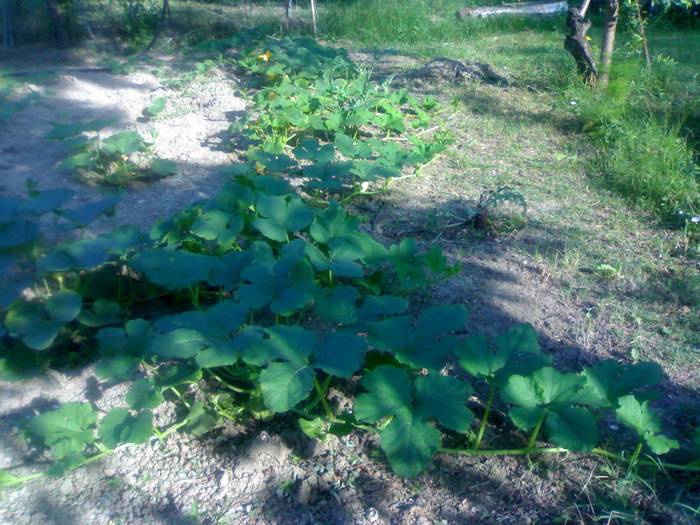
top-left (219, 469), bottom-right (230, 489)
top-left (296, 476), bottom-right (316, 505)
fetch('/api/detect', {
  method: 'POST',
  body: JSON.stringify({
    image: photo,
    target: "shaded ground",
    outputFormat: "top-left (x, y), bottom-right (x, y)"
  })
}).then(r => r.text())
top-left (0, 43), bottom-right (698, 525)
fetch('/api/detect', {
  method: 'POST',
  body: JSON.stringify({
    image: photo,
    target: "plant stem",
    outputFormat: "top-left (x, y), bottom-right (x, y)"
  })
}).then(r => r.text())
top-left (629, 440), bottom-right (644, 466)
top-left (293, 408), bottom-right (377, 434)
top-left (187, 285), bottom-right (200, 309)
top-left (0, 471), bottom-right (43, 487)
top-left (167, 386), bottom-right (191, 409)
top-left (473, 385), bottom-right (495, 450)
top-left (313, 377), bottom-right (334, 419)
top-left (593, 448), bottom-right (700, 472)
top-left (527, 413), bottom-right (546, 451)
top-left (441, 446), bottom-right (569, 456)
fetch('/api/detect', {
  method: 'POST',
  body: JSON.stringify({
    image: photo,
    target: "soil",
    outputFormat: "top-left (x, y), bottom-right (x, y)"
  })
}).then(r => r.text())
top-left (0, 44), bottom-right (698, 525)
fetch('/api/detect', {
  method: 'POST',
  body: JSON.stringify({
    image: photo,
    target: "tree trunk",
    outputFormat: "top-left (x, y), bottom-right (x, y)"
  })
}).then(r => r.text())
top-left (564, 6), bottom-right (597, 85)
top-left (598, 0), bottom-right (620, 89)
top-left (2, 0), bottom-right (17, 48)
top-left (285, 0), bottom-right (293, 32)
top-left (46, 0), bottom-right (70, 48)
top-left (310, 0), bottom-right (317, 36)
top-left (629, 0), bottom-right (651, 67)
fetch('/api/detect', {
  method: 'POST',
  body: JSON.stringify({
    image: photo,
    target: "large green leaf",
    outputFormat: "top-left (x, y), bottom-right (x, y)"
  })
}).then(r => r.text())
top-left (190, 209), bottom-right (243, 246)
top-left (615, 395), bottom-right (679, 455)
top-left (306, 241), bottom-right (364, 277)
top-left (310, 199), bottom-right (360, 244)
top-left (293, 137), bottom-right (335, 163)
top-left (58, 151), bottom-right (93, 171)
top-left (508, 406), bottom-right (546, 431)
top-left (19, 188), bottom-right (75, 216)
top-left (157, 363), bottom-right (202, 388)
top-left (130, 248), bottom-right (215, 290)
top-left (97, 408), bottom-right (153, 449)
top-left (27, 402), bottom-right (97, 458)
top-left (583, 360), bottom-right (663, 406)
top-left (355, 366), bottom-right (473, 477)
top-left (367, 305), bottom-right (467, 370)
top-left (77, 299), bottom-right (121, 327)
top-left (207, 242), bottom-right (275, 290)
top-left (0, 342), bottom-right (41, 381)
top-left (251, 151), bottom-right (298, 172)
top-left (0, 218), bottom-right (40, 248)
top-left (545, 406), bottom-right (598, 451)
top-left (39, 237), bottom-right (112, 272)
top-left (260, 325), bottom-right (315, 365)
top-left (502, 368), bottom-right (600, 450)
top-left (502, 368), bottom-right (589, 407)
top-left (4, 301), bottom-right (62, 350)
top-left (381, 416), bottom-right (441, 478)
top-left (351, 295), bottom-right (408, 331)
top-left (354, 366), bottom-right (412, 423)
top-left (387, 238), bottom-right (432, 289)
top-left (313, 286), bottom-right (360, 325)
top-left (126, 378), bottom-right (164, 410)
top-left (45, 117), bottom-right (116, 140)
top-left (313, 332), bottom-right (366, 378)
top-left (153, 328), bottom-right (209, 359)
top-left (248, 326), bottom-right (364, 412)
top-left (252, 195), bottom-right (313, 242)
top-left (303, 161), bottom-right (354, 191)
top-left (46, 451), bottom-right (86, 477)
top-left (95, 319), bottom-right (153, 380)
top-left (455, 324), bottom-right (550, 388)
top-left (615, 394), bottom-right (659, 438)
top-left (413, 374), bottom-right (473, 433)
top-left (182, 401), bottom-right (216, 435)
top-left (101, 131), bottom-right (147, 155)
top-left (259, 361), bottom-right (315, 412)
top-left (350, 160), bottom-right (399, 182)
top-left (45, 290), bottom-right (82, 323)
top-left (59, 196), bottom-right (121, 228)
top-left (334, 133), bottom-right (373, 159)
top-left (237, 242), bottom-right (316, 316)
top-left (38, 226), bottom-right (147, 272)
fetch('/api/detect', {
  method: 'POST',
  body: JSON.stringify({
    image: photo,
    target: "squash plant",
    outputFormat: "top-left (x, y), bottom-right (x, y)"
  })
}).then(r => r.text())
top-left (231, 35), bottom-right (450, 199)
top-left (47, 118), bottom-right (177, 187)
top-left (1, 33), bottom-right (697, 488)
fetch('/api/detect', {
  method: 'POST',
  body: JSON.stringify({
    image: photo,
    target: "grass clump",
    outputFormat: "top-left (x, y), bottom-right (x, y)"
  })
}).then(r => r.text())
top-left (568, 56), bottom-right (700, 218)
top-left (321, 0), bottom-right (565, 49)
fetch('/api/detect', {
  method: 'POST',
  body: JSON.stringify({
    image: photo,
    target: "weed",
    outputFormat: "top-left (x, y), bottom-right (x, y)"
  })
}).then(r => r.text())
top-left (474, 186), bottom-right (527, 233)
top-left (143, 97), bottom-right (167, 119)
top-left (46, 119), bottom-right (177, 187)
